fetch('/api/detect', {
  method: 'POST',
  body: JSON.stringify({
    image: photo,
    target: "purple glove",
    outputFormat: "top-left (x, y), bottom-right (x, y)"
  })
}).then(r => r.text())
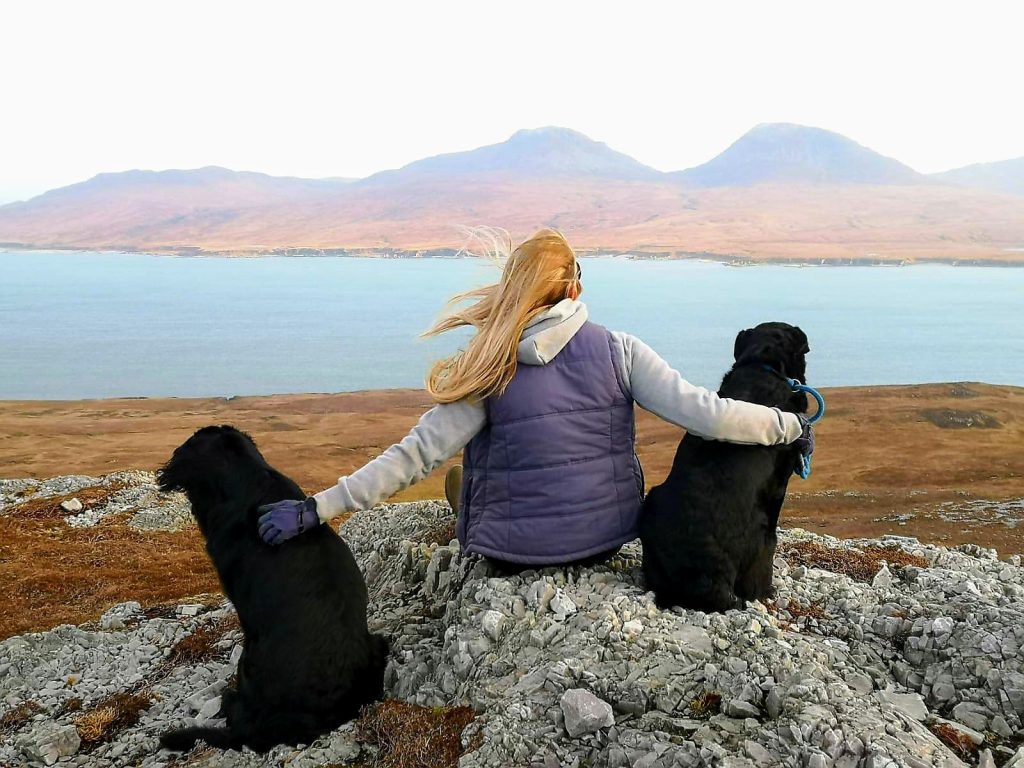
top-left (793, 415), bottom-right (815, 479)
top-left (257, 496), bottom-right (320, 545)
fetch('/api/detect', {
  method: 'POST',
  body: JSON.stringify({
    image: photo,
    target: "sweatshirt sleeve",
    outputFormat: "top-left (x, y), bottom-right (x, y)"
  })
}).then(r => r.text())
top-left (610, 331), bottom-right (802, 446)
top-left (312, 399), bottom-right (486, 521)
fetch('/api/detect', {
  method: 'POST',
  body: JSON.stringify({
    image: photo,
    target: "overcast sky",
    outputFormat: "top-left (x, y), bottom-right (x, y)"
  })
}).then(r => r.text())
top-left (2, 1), bottom-right (1021, 203)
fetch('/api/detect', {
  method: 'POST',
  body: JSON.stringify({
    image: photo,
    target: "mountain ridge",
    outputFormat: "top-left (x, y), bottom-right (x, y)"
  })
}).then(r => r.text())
top-left (1, 124), bottom-right (1022, 262)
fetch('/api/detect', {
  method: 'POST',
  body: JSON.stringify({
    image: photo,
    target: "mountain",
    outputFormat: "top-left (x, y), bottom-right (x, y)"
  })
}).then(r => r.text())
top-left (673, 123), bottom-right (922, 187)
top-left (1, 126), bottom-right (1023, 262)
top-left (362, 126), bottom-right (663, 182)
top-left (930, 157), bottom-right (1024, 196)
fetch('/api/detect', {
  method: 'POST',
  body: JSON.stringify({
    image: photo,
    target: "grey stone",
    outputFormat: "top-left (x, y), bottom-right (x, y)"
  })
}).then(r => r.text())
top-left (18, 723), bottom-right (80, 765)
top-left (951, 701), bottom-right (990, 732)
top-left (559, 689), bottom-right (614, 737)
top-left (724, 699), bottom-right (761, 719)
top-left (880, 691), bottom-right (928, 721)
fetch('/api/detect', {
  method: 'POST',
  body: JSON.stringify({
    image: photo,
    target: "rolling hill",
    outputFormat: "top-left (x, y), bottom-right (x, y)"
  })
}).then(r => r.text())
top-left (0, 124), bottom-right (1022, 262)
top-left (930, 157), bottom-right (1024, 197)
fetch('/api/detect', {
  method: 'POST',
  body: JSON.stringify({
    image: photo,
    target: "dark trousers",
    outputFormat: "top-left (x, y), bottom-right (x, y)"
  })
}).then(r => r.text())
top-left (485, 547), bottom-right (621, 575)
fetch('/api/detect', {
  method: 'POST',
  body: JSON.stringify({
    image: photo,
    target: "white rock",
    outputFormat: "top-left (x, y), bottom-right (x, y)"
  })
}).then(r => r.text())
top-left (197, 695), bottom-right (222, 721)
top-left (549, 590), bottom-right (577, 617)
top-left (559, 688), bottom-right (614, 737)
top-left (622, 620), bottom-right (643, 636)
top-left (60, 498), bottom-right (83, 513)
top-left (480, 610), bottom-right (506, 642)
top-left (872, 563), bottom-right (894, 589)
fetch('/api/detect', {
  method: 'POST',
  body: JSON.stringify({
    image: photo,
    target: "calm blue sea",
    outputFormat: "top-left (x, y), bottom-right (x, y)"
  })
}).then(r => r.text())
top-left (1, 251), bottom-right (1022, 399)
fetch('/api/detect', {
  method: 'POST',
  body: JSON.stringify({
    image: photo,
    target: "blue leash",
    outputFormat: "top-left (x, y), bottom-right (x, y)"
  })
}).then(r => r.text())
top-left (762, 365), bottom-right (825, 479)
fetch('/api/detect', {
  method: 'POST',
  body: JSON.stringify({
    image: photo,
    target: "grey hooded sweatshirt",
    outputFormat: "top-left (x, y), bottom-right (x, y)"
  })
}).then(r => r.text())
top-left (313, 299), bottom-right (803, 521)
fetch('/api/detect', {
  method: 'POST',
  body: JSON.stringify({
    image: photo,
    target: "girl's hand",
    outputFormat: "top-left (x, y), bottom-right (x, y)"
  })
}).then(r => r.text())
top-left (794, 416), bottom-right (815, 462)
top-left (257, 497), bottom-right (320, 544)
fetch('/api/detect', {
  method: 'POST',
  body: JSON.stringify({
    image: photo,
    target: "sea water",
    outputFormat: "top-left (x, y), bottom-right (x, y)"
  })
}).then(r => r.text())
top-left (1, 251), bottom-right (1021, 399)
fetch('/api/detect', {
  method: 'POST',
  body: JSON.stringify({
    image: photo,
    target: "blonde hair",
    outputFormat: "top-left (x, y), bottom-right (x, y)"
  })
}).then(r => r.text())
top-left (423, 228), bottom-right (579, 404)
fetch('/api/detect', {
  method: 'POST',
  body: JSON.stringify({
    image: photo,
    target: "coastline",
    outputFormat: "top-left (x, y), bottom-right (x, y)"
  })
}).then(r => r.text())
top-left (2, 382), bottom-right (1023, 554)
top-left (3, 243), bottom-right (1024, 267)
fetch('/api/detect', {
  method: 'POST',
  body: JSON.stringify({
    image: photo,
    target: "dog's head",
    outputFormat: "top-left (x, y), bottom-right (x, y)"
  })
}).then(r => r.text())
top-left (733, 322), bottom-right (810, 383)
top-left (157, 425), bottom-right (269, 523)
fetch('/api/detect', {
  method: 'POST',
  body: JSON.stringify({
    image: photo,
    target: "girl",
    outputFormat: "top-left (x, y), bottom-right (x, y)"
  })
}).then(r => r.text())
top-left (257, 229), bottom-right (813, 568)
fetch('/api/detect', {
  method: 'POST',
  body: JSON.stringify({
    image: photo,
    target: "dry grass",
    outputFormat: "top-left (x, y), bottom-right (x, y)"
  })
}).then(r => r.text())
top-left (54, 698), bottom-right (83, 718)
top-left (0, 513), bottom-right (219, 639)
top-left (142, 594), bottom-right (223, 621)
top-left (355, 699), bottom-right (477, 768)
top-left (779, 540), bottom-right (928, 583)
top-left (74, 690), bottom-right (154, 747)
top-left (929, 721), bottom-right (980, 759)
top-left (688, 691), bottom-right (722, 720)
top-left (4, 481), bottom-right (127, 520)
top-left (422, 519), bottom-right (457, 547)
top-left (0, 701), bottom-right (43, 736)
top-left (165, 613), bottom-right (240, 667)
top-left (766, 599), bottom-right (827, 630)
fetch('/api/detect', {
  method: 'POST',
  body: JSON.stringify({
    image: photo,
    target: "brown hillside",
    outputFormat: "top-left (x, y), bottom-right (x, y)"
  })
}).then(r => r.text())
top-left (1, 383), bottom-right (1023, 637)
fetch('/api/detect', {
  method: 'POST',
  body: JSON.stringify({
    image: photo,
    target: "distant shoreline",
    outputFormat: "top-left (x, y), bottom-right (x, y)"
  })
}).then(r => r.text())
top-left (2, 244), bottom-right (1023, 267)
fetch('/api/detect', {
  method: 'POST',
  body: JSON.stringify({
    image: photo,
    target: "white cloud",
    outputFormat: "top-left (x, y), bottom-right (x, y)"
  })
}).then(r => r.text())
top-left (1, 0), bottom-right (1022, 203)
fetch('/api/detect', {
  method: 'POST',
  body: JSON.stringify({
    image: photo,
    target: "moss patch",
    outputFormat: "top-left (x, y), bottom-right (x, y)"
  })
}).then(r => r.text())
top-left (779, 540), bottom-right (927, 582)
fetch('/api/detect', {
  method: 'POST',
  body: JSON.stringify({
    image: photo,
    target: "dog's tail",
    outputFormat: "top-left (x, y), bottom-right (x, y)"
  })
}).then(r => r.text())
top-left (160, 726), bottom-right (238, 752)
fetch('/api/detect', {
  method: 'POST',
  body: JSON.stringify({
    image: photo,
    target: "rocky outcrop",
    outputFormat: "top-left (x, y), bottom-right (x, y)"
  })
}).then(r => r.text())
top-left (2, 483), bottom-right (1024, 767)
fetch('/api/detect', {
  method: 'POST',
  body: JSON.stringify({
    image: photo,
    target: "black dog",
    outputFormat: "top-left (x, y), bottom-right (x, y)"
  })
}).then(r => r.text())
top-left (639, 322), bottom-right (811, 612)
top-left (157, 425), bottom-right (388, 752)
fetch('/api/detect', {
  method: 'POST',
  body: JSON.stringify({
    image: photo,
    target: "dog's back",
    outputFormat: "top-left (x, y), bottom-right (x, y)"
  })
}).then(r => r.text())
top-left (639, 324), bottom-right (808, 612)
top-left (157, 426), bottom-right (388, 753)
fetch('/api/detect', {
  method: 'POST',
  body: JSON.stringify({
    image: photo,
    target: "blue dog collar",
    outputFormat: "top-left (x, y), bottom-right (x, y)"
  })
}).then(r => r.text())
top-left (761, 365), bottom-right (825, 425)
top-left (761, 365), bottom-right (824, 480)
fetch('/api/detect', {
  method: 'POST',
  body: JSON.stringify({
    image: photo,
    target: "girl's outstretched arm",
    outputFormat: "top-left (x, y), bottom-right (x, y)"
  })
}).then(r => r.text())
top-left (610, 332), bottom-right (803, 446)
top-left (313, 400), bottom-right (485, 521)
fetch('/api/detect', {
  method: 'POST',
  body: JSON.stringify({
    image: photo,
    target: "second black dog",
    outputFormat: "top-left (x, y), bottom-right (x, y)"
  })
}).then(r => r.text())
top-left (157, 425), bottom-right (388, 752)
top-left (639, 322), bottom-right (811, 612)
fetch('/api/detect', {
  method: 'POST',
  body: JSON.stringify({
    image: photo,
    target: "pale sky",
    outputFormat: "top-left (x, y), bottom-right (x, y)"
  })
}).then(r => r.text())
top-left (2, 0), bottom-right (1022, 204)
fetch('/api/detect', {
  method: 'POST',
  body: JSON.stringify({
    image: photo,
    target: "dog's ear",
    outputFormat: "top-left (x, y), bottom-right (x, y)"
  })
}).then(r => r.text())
top-left (789, 326), bottom-right (810, 356)
top-left (784, 325), bottom-right (810, 383)
top-left (156, 453), bottom-right (186, 493)
top-left (734, 326), bottom-right (787, 365)
top-left (733, 329), bottom-right (754, 362)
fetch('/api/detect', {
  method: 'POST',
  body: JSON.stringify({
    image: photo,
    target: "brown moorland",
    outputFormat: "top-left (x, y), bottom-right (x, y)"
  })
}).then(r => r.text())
top-left (0, 382), bottom-right (1022, 639)
top-left (3, 179), bottom-right (1024, 263)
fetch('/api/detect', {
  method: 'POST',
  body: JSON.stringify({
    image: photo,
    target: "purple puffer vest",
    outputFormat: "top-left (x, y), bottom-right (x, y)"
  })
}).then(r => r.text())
top-left (456, 321), bottom-right (644, 564)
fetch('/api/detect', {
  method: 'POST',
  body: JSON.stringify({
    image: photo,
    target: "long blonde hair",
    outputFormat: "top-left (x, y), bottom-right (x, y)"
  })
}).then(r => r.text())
top-left (424, 228), bottom-right (579, 404)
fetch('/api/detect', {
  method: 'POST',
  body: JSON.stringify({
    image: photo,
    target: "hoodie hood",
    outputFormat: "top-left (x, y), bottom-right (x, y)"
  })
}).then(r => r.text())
top-left (517, 299), bottom-right (589, 365)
